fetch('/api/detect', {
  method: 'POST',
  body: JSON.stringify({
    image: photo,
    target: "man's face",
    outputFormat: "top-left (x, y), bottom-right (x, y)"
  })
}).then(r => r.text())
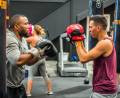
top-left (16, 16), bottom-right (30, 37)
top-left (89, 20), bottom-right (99, 38)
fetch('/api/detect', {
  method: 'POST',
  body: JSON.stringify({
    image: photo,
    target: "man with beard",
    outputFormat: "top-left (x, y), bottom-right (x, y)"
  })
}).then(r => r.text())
top-left (6, 14), bottom-right (43, 98)
top-left (66, 15), bottom-right (118, 98)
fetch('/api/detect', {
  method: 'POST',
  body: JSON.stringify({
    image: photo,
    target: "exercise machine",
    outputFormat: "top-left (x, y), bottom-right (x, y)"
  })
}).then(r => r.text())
top-left (57, 33), bottom-right (88, 77)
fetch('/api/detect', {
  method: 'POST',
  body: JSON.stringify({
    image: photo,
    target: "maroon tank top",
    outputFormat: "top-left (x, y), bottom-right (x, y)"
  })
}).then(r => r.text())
top-left (93, 38), bottom-right (118, 94)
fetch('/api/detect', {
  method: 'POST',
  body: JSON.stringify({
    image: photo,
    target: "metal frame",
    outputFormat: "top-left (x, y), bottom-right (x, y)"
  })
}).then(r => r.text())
top-left (57, 33), bottom-right (88, 77)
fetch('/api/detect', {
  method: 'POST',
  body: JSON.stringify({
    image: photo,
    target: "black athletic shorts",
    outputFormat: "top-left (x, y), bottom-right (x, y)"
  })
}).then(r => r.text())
top-left (7, 84), bottom-right (27, 98)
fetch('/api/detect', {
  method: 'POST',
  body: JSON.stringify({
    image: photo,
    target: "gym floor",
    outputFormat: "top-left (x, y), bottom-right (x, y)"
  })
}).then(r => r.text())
top-left (23, 76), bottom-right (120, 98)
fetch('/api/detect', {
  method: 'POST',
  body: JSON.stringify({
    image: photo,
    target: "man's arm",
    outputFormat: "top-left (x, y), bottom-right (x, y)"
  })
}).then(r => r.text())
top-left (16, 53), bottom-right (38, 66)
top-left (75, 40), bottom-right (111, 63)
top-left (6, 36), bottom-right (39, 67)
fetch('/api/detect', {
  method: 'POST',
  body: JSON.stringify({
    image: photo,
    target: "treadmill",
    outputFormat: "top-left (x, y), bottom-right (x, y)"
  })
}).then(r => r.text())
top-left (57, 33), bottom-right (88, 77)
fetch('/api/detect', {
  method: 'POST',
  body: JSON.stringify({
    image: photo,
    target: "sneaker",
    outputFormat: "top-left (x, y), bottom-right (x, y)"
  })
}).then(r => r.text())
top-left (47, 91), bottom-right (54, 95)
top-left (26, 92), bottom-right (32, 96)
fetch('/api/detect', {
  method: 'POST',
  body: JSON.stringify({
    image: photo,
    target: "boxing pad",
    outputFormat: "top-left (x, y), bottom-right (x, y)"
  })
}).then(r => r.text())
top-left (66, 24), bottom-right (85, 41)
top-left (35, 39), bottom-right (58, 57)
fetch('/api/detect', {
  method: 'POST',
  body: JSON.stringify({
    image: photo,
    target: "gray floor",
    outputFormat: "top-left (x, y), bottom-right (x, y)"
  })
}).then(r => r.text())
top-left (24, 60), bottom-right (120, 98)
top-left (23, 76), bottom-right (120, 98)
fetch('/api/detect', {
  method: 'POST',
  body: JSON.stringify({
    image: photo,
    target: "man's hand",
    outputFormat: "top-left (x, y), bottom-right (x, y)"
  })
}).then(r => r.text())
top-left (27, 48), bottom-right (40, 58)
top-left (35, 39), bottom-right (58, 57)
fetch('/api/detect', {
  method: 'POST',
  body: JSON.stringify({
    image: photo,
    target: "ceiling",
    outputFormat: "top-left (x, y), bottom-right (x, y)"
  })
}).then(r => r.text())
top-left (10, 0), bottom-right (69, 2)
top-left (9, 0), bottom-right (69, 24)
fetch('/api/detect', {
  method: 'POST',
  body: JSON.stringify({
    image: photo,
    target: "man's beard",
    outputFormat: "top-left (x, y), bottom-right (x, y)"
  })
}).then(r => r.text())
top-left (19, 29), bottom-right (30, 37)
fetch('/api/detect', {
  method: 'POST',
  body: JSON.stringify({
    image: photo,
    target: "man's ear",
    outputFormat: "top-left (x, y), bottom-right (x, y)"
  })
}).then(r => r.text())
top-left (97, 25), bottom-right (101, 31)
top-left (15, 24), bottom-right (19, 29)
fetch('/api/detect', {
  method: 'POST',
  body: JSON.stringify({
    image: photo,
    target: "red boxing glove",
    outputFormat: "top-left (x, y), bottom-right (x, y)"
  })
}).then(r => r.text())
top-left (71, 35), bottom-right (85, 41)
top-left (66, 24), bottom-right (85, 41)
